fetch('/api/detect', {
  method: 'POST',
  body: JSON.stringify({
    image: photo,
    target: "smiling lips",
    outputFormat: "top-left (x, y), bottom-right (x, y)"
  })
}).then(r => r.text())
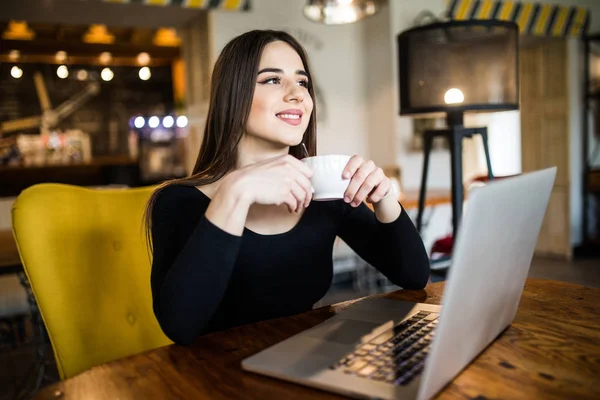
top-left (276, 109), bottom-right (303, 126)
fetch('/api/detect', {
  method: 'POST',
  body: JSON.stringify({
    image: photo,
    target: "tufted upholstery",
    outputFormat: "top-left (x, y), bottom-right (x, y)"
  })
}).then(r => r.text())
top-left (11, 183), bottom-right (171, 379)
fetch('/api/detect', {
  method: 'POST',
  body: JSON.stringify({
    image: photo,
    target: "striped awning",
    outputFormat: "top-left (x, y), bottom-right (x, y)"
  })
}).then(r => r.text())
top-left (446, 0), bottom-right (589, 38)
top-left (103, 0), bottom-right (250, 11)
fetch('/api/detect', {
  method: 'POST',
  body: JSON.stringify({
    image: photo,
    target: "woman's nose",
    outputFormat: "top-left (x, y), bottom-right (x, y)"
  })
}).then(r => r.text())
top-left (283, 83), bottom-right (304, 103)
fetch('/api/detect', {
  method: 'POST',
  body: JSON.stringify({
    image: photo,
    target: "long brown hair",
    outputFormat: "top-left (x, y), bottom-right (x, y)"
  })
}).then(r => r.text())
top-left (143, 29), bottom-right (318, 252)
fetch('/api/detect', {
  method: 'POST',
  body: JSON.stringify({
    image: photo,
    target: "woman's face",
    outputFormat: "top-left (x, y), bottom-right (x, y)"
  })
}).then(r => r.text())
top-left (244, 40), bottom-right (313, 150)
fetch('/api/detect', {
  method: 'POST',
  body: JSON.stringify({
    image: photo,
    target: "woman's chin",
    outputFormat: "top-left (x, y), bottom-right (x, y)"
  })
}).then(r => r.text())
top-left (283, 131), bottom-right (307, 147)
top-left (286, 138), bottom-right (304, 147)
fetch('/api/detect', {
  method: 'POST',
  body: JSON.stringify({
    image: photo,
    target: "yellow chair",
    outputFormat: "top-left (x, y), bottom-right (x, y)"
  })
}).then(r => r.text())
top-left (11, 183), bottom-right (171, 379)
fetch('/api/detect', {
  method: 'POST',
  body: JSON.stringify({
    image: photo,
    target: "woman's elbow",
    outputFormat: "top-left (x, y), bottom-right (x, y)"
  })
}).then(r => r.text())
top-left (167, 330), bottom-right (196, 346)
top-left (154, 306), bottom-right (198, 345)
top-left (158, 318), bottom-right (197, 345)
top-left (401, 274), bottom-right (429, 290)
top-left (400, 260), bottom-right (431, 290)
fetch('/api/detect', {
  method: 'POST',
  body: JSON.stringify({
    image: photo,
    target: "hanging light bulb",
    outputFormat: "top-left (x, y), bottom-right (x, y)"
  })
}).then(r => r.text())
top-left (11, 66), bottom-right (23, 79)
top-left (163, 116), bottom-right (174, 128)
top-left (76, 69), bottom-right (88, 81)
top-left (303, 0), bottom-right (384, 25)
top-left (57, 65), bottom-right (69, 79)
top-left (55, 51), bottom-right (68, 63)
top-left (176, 115), bottom-right (188, 128)
top-left (444, 88), bottom-right (464, 104)
top-left (99, 52), bottom-right (113, 65)
top-left (137, 52), bottom-right (150, 66)
top-left (101, 67), bottom-right (114, 81)
top-left (134, 116), bottom-right (145, 129)
top-left (148, 116), bottom-right (160, 128)
top-left (8, 50), bottom-right (21, 62)
top-left (139, 66), bottom-right (151, 81)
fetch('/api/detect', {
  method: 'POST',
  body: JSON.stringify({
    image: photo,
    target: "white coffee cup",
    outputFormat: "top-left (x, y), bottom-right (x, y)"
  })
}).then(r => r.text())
top-left (302, 155), bottom-right (352, 201)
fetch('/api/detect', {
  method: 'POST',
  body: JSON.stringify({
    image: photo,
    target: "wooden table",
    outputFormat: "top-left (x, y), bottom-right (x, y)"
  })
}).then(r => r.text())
top-left (34, 279), bottom-right (600, 400)
top-left (0, 229), bottom-right (21, 274)
top-left (364, 189), bottom-right (451, 212)
top-left (399, 189), bottom-right (451, 210)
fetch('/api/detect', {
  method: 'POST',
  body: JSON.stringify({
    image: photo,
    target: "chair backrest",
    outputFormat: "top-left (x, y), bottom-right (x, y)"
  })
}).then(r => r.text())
top-left (11, 183), bottom-right (171, 379)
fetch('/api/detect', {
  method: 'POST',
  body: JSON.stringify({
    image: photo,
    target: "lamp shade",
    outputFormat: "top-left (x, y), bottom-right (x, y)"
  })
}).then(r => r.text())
top-left (397, 20), bottom-right (519, 116)
top-left (303, 0), bottom-right (385, 25)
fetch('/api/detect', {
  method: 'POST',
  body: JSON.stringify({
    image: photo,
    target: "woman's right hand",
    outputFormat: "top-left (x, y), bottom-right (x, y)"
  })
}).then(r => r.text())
top-left (225, 154), bottom-right (314, 213)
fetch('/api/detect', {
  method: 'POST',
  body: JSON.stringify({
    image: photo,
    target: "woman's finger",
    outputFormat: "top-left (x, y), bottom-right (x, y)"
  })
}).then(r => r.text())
top-left (344, 160), bottom-right (375, 204)
top-left (353, 168), bottom-right (384, 206)
top-left (367, 177), bottom-right (391, 204)
top-left (294, 173), bottom-right (313, 208)
top-left (284, 192), bottom-right (298, 214)
top-left (342, 155), bottom-right (364, 180)
top-left (290, 181), bottom-right (309, 213)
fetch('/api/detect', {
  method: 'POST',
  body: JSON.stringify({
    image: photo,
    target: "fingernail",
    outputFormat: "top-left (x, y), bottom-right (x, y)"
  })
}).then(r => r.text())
top-left (344, 196), bottom-right (351, 203)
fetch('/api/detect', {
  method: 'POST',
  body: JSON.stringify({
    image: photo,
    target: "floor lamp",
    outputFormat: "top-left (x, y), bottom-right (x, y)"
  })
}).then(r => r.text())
top-left (397, 19), bottom-right (520, 245)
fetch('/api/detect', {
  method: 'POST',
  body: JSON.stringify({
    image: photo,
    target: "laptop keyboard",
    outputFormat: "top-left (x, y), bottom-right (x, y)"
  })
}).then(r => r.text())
top-left (330, 311), bottom-right (439, 386)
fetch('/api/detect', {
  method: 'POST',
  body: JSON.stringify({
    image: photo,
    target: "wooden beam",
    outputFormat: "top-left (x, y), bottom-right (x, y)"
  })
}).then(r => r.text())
top-left (0, 54), bottom-right (175, 67)
top-left (0, 38), bottom-right (180, 58)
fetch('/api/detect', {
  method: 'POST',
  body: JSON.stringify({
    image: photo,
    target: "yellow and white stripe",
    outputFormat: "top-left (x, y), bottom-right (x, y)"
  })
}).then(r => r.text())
top-left (477, 0), bottom-right (495, 19)
top-left (445, 0), bottom-right (589, 38)
top-left (516, 2), bottom-right (533, 33)
top-left (534, 4), bottom-right (552, 35)
top-left (102, 0), bottom-right (249, 10)
top-left (498, 1), bottom-right (514, 21)
top-left (183, 0), bottom-right (209, 8)
top-left (144, 0), bottom-right (171, 6)
top-left (552, 6), bottom-right (569, 37)
top-left (221, 0), bottom-right (244, 10)
top-left (570, 7), bottom-right (588, 38)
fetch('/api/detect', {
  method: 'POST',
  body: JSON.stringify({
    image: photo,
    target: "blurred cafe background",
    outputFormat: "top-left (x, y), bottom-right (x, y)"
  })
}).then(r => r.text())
top-left (1, 0), bottom-right (599, 399)
top-left (0, 19), bottom-right (189, 192)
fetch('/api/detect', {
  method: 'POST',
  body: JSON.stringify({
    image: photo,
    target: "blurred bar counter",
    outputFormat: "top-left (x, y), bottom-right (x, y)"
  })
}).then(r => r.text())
top-left (0, 155), bottom-right (141, 197)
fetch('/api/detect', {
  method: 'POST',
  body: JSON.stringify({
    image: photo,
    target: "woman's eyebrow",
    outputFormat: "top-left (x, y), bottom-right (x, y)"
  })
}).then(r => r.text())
top-left (257, 67), bottom-right (309, 78)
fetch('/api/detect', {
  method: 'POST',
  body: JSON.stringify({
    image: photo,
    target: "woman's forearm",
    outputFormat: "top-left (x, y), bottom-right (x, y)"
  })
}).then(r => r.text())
top-left (204, 176), bottom-right (252, 236)
top-left (373, 193), bottom-right (402, 223)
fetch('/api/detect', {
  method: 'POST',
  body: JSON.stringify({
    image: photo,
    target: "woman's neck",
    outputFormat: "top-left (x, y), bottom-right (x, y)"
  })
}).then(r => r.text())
top-left (236, 135), bottom-right (289, 169)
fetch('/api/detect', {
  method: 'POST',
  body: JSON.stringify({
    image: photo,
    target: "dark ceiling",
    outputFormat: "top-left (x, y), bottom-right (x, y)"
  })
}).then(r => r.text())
top-left (0, 0), bottom-right (205, 28)
top-left (0, 0), bottom-right (206, 61)
top-left (1, 21), bottom-right (182, 61)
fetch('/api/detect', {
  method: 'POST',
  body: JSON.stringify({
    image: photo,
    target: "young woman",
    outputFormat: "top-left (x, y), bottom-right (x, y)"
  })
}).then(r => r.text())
top-left (145, 30), bottom-right (430, 345)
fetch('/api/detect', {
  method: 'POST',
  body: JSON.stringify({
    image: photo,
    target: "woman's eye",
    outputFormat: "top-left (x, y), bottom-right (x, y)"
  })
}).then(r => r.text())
top-left (261, 77), bottom-right (280, 84)
top-left (259, 77), bottom-right (310, 88)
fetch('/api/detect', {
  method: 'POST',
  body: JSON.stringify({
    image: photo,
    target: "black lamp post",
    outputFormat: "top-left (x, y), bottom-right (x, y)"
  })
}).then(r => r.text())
top-left (397, 19), bottom-right (519, 243)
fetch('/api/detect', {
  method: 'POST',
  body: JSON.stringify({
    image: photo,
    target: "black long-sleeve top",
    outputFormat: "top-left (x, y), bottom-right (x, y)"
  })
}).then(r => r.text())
top-left (150, 185), bottom-right (430, 345)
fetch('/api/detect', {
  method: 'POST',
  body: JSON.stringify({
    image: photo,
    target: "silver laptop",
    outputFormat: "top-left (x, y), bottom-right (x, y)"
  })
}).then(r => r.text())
top-left (242, 167), bottom-right (556, 400)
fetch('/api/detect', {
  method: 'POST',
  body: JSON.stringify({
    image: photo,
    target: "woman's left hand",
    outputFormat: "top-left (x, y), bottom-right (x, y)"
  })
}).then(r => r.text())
top-left (342, 155), bottom-right (392, 207)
